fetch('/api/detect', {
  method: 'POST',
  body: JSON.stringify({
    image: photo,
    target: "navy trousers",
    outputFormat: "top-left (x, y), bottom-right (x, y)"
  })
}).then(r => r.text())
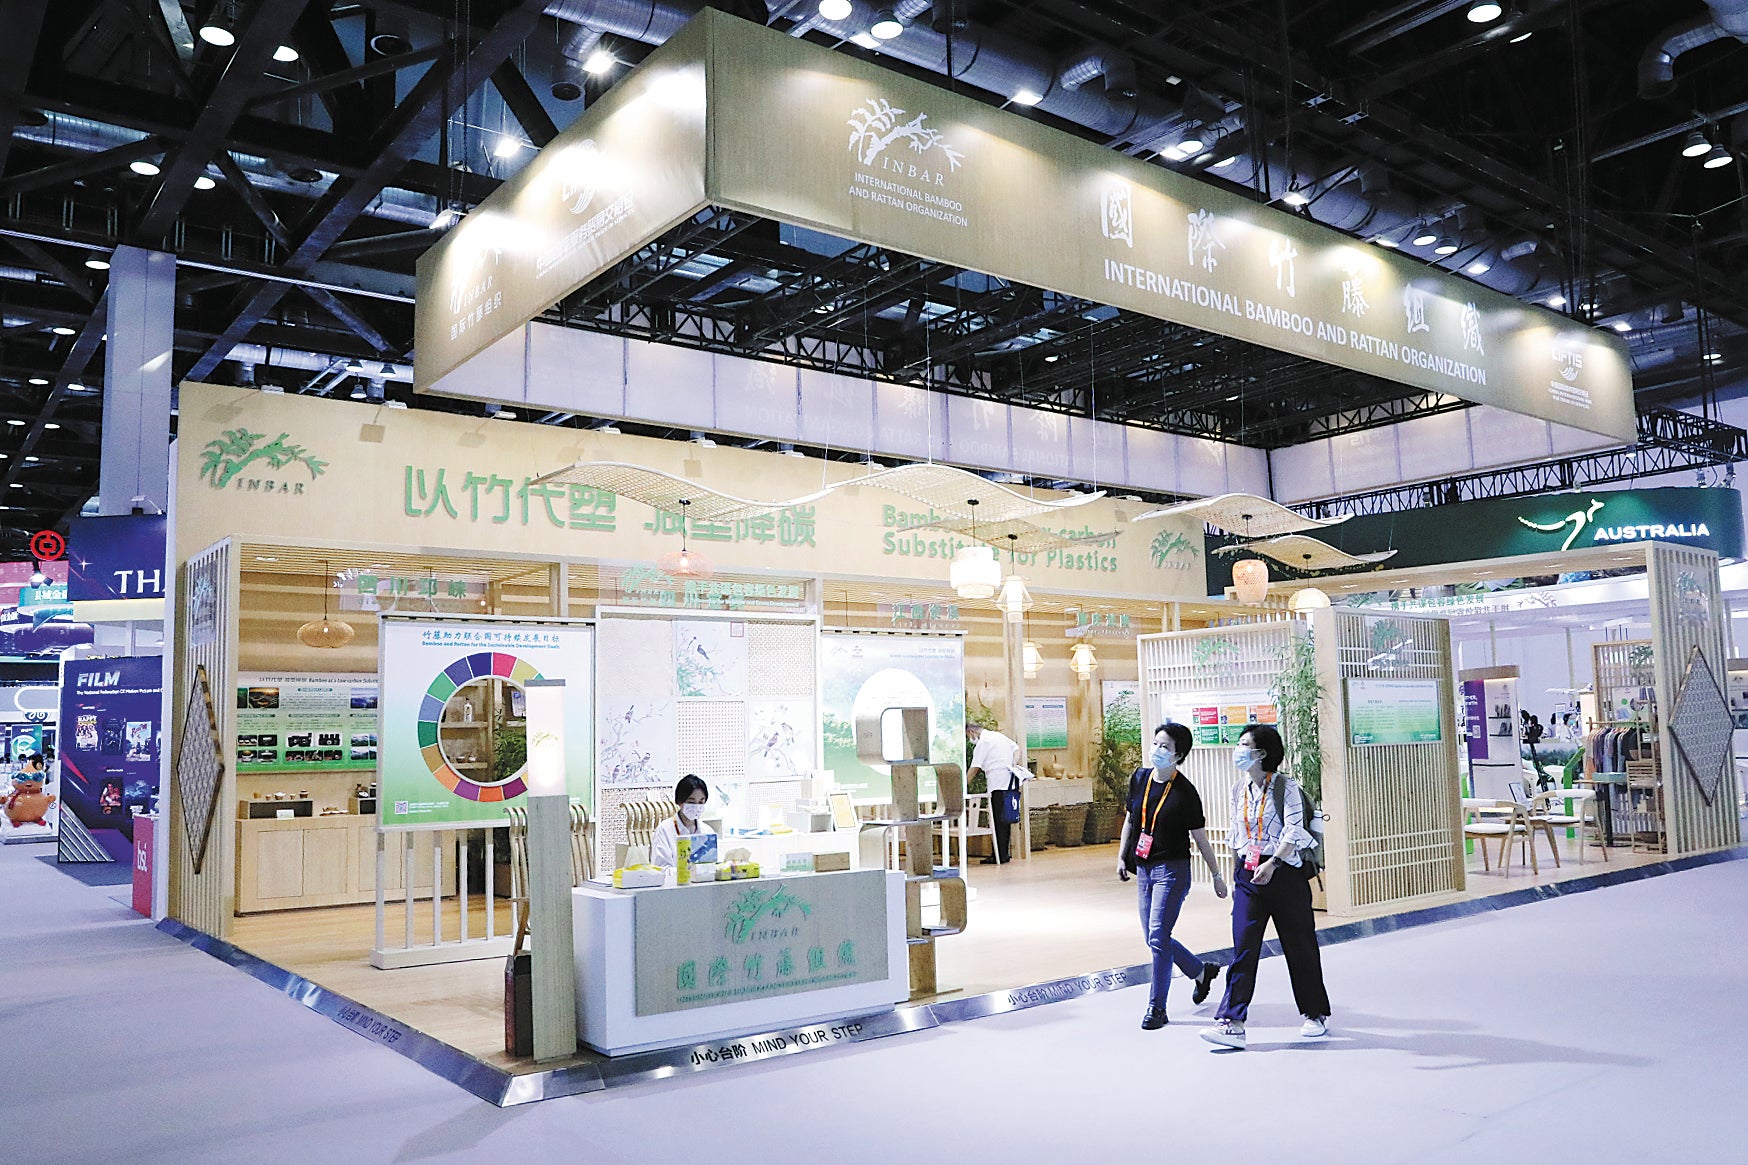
top-left (1215, 860), bottom-right (1331, 1023)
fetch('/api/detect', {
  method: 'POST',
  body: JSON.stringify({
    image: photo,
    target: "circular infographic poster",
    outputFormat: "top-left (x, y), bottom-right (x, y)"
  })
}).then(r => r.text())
top-left (415, 651), bottom-right (542, 802)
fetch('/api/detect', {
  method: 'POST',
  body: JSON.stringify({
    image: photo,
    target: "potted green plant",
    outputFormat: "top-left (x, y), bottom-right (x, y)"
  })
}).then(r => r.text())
top-left (1271, 630), bottom-right (1328, 908)
top-left (1088, 687), bottom-right (1142, 843)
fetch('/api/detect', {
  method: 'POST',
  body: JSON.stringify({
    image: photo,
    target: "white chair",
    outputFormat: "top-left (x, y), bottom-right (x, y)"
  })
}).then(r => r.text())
top-left (1463, 798), bottom-right (1517, 873)
top-left (957, 791), bottom-right (998, 867)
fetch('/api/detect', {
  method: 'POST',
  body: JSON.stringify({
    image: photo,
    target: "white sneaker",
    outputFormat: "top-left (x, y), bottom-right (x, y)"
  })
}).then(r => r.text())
top-left (1199, 1019), bottom-right (1246, 1049)
top-left (1299, 1016), bottom-right (1328, 1038)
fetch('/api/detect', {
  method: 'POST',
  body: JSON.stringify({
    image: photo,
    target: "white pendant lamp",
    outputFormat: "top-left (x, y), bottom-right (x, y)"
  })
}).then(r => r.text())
top-left (1232, 557), bottom-right (1270, 605)
top-left (950, 498), bottom-right (1001, 600)
top-left (1289, 586), bottom-right (1331, 612)
top-left (996, 531), bottom-right (1033, 621)
top-left (1022, 639), bottom-right (1043, 679)
top-left (1069, 642), bottom-right (1099, 678)
top-left (297, 561), bottom-right (356, 649)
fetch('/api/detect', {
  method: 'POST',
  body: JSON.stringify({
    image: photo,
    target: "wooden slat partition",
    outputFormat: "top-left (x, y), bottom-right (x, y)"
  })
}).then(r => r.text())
top-left (1314, 607), bottom-right (1464, 915)
top-left (1646, 543), bottom-right (1741, 855)
top-left (169, 539), bottom-right (240, 937)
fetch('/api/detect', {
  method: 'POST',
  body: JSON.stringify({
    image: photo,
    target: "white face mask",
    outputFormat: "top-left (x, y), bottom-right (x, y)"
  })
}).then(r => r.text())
top-left (1232, 747), bottom-right (1263, 773)
top-left (679, 802), bottom-right (704, 822)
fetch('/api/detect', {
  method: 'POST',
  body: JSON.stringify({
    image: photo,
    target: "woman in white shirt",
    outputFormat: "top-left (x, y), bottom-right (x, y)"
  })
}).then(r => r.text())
top-left (649, 774), bottom-right (714, 870)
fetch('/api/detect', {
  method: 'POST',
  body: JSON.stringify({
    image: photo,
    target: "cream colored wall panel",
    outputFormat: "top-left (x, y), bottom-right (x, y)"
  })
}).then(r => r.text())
top-left (1225, 443), bottom-right (1271, 496)
top-left (715, 359), bottom-right (800, 444)
top-left (1270, 439), bottom-right (1334, 503)
top-left (1122, 427), bottom-right (1177, 493)
top-left (1176, 434), bottom-right (1227, 497)
top-left (626, 342), bottom-right (715, 428)
top-left (873, 381), bottom-right (945, 461)
top-left (1395, 408), bottom-right (1475, 481)
top-left (527, 324), bottom-right (626, 417)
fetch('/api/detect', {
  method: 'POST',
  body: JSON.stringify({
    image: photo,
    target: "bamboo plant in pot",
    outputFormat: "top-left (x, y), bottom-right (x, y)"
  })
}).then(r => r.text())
top-left (1271, 629), bottom-right (1329, 909)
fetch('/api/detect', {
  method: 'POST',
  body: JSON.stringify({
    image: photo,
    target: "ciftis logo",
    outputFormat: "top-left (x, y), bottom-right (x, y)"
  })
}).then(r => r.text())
top-left (199, 429), bottom-right (327, 497)
top-left (1553, 338), bottom-right (1585, 383)
top-left (846, 98), bottom-right (965, 182)
top-left (558, 138), bottom-right (604, 215)
top-left (1101, 180), bottom-right (1134, 248)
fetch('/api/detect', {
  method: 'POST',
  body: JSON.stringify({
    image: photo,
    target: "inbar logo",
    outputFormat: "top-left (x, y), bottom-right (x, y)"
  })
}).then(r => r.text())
top-left (846, 98), bottom-right (965, 180)
top-left (199, 429), bottom-right (327, 496)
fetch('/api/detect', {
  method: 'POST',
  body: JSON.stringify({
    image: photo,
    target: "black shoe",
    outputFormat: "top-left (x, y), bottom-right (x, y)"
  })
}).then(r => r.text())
top-left (979, 856), bottom-right (1001, 865)
top-left (1192, 962), bottom-right (1221, 1005)
top-left (1141, 1007), bottom-right (1167, 1030)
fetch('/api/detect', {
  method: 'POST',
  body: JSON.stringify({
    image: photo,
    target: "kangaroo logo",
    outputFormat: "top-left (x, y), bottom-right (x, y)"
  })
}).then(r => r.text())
top-left (1518, 498), bottom-right (1603, 551)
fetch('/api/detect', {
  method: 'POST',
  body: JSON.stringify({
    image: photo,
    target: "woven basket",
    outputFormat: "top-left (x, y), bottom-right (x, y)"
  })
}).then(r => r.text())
top-left (1085, 801), bottom-right (1125, 845)
top-left (1048, 802), bottom-right (1090, 847)
top-left (1028, 805), bottom-right (1051, 850)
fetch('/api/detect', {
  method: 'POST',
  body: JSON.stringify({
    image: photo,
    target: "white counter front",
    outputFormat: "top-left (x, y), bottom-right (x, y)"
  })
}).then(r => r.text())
top-left (573, 869), bottom-right (906, 1056)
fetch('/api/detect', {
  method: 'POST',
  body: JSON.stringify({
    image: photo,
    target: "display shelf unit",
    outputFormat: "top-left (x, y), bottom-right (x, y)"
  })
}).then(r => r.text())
top-left (1589, 639), bottom-right (1664, 853)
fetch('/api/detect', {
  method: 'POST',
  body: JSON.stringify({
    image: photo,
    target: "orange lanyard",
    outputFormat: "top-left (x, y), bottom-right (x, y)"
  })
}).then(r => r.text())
top-left (1243, 775), bottom-right (1272, 844)
top-left (1140, 772), bottom-right (1176, 835)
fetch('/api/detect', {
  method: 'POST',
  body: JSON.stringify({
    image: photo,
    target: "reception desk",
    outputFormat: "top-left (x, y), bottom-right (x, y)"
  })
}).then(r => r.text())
top-left (573, 869), bottom-right (906, 1055)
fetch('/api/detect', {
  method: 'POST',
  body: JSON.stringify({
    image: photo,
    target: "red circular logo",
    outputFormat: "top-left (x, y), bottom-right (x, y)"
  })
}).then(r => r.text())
top-left (28, 530), bottom-right (64, 561)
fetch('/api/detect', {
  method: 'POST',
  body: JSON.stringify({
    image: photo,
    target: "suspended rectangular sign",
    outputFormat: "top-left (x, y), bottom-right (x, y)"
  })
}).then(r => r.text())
top-left (416, 10), bottom-right (1635, 444)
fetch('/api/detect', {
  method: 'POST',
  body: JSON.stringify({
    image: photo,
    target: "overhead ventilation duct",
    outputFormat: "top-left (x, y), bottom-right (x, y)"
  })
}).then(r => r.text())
top-left (1056, 45), bottom-right (1138, 100)
top-left (1638, 1), bottom-right (1748, 96)
top-left (225, 344), bottom-right (414, 383)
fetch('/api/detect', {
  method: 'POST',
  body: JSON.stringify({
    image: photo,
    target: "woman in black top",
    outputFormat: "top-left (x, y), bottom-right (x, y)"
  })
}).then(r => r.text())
top-left (1118, 721), bottom-right (1228, 1030)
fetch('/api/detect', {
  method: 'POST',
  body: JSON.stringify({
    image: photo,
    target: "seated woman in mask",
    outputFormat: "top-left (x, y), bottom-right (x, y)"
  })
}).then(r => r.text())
top-left (649, 774), bottom-right (714, 871)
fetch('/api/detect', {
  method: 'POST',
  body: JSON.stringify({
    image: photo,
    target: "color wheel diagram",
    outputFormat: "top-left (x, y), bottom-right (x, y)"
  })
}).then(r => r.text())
top-left (416, 651), bottom-right (541, 802)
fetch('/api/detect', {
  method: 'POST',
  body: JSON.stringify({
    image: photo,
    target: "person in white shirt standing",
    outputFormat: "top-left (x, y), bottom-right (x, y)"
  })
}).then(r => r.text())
top-left (966, 723), bottom-right (1024, 864)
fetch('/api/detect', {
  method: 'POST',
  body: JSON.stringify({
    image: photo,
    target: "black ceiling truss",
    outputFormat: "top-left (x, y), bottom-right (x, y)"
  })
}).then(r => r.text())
top-left (0, 1), bottom-right (1736, 553)
top-left (1300, 408), bottom-right (1748, 519)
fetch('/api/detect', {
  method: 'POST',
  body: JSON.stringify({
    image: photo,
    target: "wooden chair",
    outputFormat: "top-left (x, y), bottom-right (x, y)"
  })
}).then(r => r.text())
top-left (958, 792), bottom-right (998, 867)
top-left (1534, 788), bottom-right (1605, 865)
top-left (622, 799), bottom-right (671, 854)
top-left (1463, 798), bottom-right (1517, 873)
top-left (506, 800), bottom-right (594, 929)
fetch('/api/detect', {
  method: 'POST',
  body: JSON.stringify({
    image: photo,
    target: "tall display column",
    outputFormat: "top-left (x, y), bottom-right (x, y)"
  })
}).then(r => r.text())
top-left (100, 246), bottom-right (175, 515)
top-left (1004, 618), bottom-right (1029, 858)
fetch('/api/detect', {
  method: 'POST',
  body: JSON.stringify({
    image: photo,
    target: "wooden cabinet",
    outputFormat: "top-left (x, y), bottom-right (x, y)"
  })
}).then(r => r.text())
top-left (236, 813), bottom-right (456, 913)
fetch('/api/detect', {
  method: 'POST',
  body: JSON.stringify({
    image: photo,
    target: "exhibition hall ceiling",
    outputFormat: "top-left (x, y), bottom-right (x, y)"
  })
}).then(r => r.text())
top-left (0, 1), bottom-right (1743, 550)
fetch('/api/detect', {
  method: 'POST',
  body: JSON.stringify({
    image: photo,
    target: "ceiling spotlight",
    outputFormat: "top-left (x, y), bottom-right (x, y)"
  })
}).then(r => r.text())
top-left (1546, 294), bottom-right (1567, 307)
top-left (1211, 155), bottom-right (1236, 168)
top-left (1466, 260), bottom-right (1490, 274)
top-left (1706, 351), bottom-right (1725, 363)
top-left (869, 9), bottom-right (905, 39)
top-left (430, 204), bottom-right (462, 230)
top-left (349, 386), bottom-right (367, 400)
top-left (1681, 130), bottom-right (1713, 158)
top-left (192, 174), bottom-right (216, 190)
top-left (1179, 135), bottom-right (1206, 154)
top-left (1466, 1), bottom-right (1504, 22)
top-left (583, 49), bottom-right (617, 75)
top-left (129, 159), bottom-right (161, 177)
top-left (492, 134), bottom-right (524, 159)
top-left (1509, 30), bottom-right (1533, 42)
top-left (41, 423), bottom-right (58, 431)
top-left (197, 23), bottom-right (235, 48)
top-left (1374, 235), bottom-right (1399, 248)
top-left (273, 44), bottom-right (300, 63)
top-left (1412, 231), bottom-right (1438, 246)
top-left (344, 357), bottom-right (366, 374)
top-left (1011, 88), bottom-right (1044, 106)
top-left (1702, 145), bottom-right (1735, 170)
top-left (1434, 241), bottom-right (1460, 255)
top-left (50, 326), bottom-right (76, 336)
top-left (1281, 189), bottom-right (1308, 207)
top-left (817, 0), bottom-right (853, 18)
top-left (83, 257), bottom-right (109, 270)
top-left (1612, 320), bottom-right (1632, 333)
top-left (5, 419), bottom-right (24, 427)
top-left (27, 378), bottom-right (47, 386)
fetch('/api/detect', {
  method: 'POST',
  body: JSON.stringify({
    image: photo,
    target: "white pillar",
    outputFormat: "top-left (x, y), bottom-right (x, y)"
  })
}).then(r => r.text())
top-left (100, 246), bottom-right (175, 514)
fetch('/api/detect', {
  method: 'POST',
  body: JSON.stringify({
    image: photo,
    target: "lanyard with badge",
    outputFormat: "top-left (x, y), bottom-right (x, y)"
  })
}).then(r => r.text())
top-left (1133, 770), bottom-right (1176, 860)
top-left (1241, 775), bottom-right (1272, 871)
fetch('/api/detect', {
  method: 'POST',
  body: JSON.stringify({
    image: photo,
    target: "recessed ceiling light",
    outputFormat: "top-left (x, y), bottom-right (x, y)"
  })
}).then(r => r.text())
top-left (1211, 155), bottom-right (1236, 168)
top-left (197, 23), bottom-right (235, 47)
top-left (27, 378), bottom-right (46, 386)
top-left (84, 257), bottom-right (109, 270)
top-left (129, 159), bottom-right (160, 177)
top-left (1546, 294), bottom-right (1567, 307)
top-left (193, 175), bottom-right (217, 191)
top-left (273, 44), bottom-right (299, 63)
top-left (817, 0), bottom-right (852, 18)
top-left (42, 423), bottom-right (58, 430)
top-left (583, 49), bottom-right (617, 75)
top-left (1412, 231), bottom-right (1438, 246)
top-left (869, 9), bottom-right (904, 38)
top-left (50, 326), bottom-right (75, 336)
top-left (1011, 88), bottom-right (1044, 106)
top-left (1467, 1), bottom-right (1504, 21)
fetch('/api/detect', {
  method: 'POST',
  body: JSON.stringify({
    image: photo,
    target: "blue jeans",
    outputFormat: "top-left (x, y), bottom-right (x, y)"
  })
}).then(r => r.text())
top-left (1136, 859), bottom-right (1203, 1010)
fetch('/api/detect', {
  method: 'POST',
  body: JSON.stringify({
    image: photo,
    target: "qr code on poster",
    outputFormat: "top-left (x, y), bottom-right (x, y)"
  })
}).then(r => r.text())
top-left (396, 801), bottom-right (409, 814)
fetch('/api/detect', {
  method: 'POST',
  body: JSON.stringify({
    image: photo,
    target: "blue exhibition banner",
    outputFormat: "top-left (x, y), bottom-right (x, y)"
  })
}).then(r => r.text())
top-left (58, 657), bottom-right (163, 862)
top-left (67, 514), bottom-right (168, 601)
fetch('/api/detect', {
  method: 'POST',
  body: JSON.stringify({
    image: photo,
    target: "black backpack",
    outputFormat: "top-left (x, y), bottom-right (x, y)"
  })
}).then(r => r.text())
top-left (1270, 775), bottom-right (1326, 876)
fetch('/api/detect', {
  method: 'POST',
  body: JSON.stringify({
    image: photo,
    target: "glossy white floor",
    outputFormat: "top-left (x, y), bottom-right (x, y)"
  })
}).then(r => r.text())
top-left (8, 837), bottom-right (1744, 1164)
